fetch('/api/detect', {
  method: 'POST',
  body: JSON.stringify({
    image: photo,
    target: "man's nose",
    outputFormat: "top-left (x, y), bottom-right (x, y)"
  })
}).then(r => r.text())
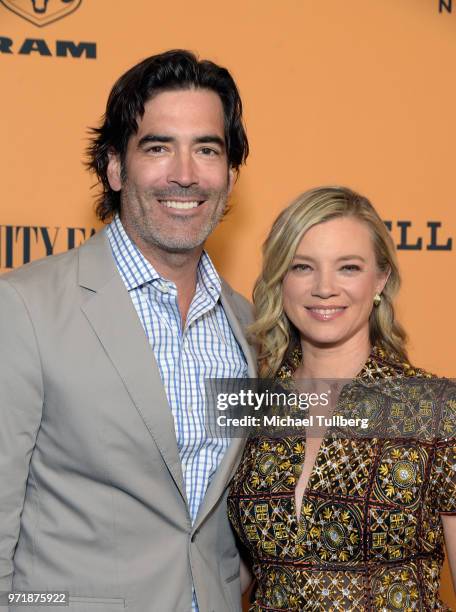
top-left (167, 151), bottom-right (198, 187)
top-left (311, 270), bottom-right (338, 298)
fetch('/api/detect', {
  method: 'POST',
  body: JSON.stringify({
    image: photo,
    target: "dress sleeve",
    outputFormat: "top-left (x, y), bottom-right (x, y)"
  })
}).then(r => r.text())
top-left (430, 381), bottom-right (456, 514)
top-left (430, 443), bottom-right (456, 514)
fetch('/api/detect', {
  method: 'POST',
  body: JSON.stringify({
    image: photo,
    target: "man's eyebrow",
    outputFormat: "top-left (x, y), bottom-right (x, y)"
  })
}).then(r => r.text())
top-left (137, 135), bottom-right (174, 148)
top-left (137, 134), bottom-right (226, 149)
top-left (193, 135), bottom-right (226, 149)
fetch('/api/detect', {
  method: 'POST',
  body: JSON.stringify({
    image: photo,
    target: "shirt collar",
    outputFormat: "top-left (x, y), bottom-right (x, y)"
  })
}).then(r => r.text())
top-left (106, 215), bottom-right (160, 290)
top-left (106, 214), bottom-right (222, 300)
top-left (196, 249), bottom-right (222, 303)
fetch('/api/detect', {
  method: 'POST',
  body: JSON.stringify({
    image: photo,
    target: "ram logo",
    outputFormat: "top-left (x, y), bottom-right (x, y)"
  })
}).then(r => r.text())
top-left (0, 0), bottom-right (82, 27)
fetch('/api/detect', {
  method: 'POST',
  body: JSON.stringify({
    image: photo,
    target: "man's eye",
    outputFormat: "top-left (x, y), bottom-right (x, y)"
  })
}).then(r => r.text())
top-left (146, 145), bottom-right (166, 153)
top-left (199, 147), bottom-right (219, 156)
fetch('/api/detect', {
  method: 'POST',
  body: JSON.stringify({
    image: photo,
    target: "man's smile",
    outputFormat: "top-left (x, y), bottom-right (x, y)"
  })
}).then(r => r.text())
top-left (158, 199), bottom-right (204, 210)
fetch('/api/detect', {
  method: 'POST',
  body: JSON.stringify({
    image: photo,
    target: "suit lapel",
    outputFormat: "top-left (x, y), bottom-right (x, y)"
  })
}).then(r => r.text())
top-left (220, 282), bottom-right (256, 378)
top-left (193, 284), bottom-right (256, 530)
top-left (78, 231), bottom-right (256, 522)
top-left (78, 230), bottom-right (186, 501)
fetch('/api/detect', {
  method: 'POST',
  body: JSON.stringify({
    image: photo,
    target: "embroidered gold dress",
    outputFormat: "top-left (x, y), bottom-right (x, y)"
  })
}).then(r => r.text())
top-left (227, 347), bottom-right (456, 611)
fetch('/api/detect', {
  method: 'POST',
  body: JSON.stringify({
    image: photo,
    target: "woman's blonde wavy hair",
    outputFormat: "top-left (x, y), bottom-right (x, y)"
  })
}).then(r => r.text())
top-left (249, 186), bottom-right (408, 377)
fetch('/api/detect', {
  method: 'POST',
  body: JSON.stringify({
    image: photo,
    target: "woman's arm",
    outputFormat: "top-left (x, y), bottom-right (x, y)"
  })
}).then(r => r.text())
top-left (442, 515), bottom-right (456, 590)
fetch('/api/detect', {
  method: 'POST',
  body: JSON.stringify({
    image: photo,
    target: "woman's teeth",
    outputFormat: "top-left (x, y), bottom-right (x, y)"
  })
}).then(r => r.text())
top-left (310, 308), bottom-right (344, 315)
top-left (307, 307), bottom-right (345, 319)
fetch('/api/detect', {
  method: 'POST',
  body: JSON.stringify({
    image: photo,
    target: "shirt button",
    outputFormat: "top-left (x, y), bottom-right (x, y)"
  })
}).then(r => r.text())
top-left (159, 282), bottom-right (169, 293)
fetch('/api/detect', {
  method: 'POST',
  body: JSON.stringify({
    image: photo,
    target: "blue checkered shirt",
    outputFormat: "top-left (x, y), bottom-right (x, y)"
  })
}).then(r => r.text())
top-left (106, 216), bottom-right (247, 611)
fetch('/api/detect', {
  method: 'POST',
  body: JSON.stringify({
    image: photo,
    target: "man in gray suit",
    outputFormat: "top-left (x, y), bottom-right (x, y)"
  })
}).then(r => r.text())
top-left (0, 50), bottom-right (254, 612)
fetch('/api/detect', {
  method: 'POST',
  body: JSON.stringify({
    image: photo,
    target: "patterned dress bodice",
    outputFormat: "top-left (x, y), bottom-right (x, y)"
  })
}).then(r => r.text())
top-left (228, 347), bottom-right (456, 611)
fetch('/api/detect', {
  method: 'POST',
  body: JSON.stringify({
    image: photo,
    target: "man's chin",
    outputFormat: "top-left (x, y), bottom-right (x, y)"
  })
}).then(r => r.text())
top-left (160, 242), bottom-right (203, 254)
top-left (143, 233), bottom-right (207, 254)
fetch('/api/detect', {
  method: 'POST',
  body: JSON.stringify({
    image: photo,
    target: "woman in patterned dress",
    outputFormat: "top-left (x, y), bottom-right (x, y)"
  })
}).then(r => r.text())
top-left (228, 186), bottom-right (456, 611)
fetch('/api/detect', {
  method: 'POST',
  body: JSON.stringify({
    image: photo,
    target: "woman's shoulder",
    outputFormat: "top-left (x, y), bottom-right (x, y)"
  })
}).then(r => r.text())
top-left (276, 345), bottom-right (302, 381)
top-left (360, 346), bottom-right (456, 442)
top-left (361, 345), bottom-right (436, 381)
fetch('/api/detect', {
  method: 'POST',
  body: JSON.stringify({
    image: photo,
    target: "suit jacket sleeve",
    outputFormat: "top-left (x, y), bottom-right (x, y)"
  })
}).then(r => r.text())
top-left (0, 278), bottom-right (44, 591)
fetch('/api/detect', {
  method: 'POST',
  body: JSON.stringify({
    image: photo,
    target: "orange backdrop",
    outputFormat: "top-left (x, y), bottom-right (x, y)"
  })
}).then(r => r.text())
top-left (1, 0), bottom-right (455, 606)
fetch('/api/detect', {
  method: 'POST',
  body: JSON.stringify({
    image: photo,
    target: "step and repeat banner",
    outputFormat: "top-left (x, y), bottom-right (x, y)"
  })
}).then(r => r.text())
top-left (1, 0), bottom-right (455, 606)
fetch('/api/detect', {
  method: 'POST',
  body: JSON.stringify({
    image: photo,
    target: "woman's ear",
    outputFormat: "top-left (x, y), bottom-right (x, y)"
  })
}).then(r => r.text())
top-left (376, 266), bottom-right (391, 295)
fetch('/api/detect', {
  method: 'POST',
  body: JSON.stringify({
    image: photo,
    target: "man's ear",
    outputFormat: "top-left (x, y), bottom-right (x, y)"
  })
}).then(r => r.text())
top-left (107, 150), bottom-right (122, 192)
top-left (227, 167), bottom-right (236, 196)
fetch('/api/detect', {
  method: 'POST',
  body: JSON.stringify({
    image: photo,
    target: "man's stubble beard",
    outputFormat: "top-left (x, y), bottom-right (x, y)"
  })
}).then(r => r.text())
top-left (120, 182), bottom-right (230, 254)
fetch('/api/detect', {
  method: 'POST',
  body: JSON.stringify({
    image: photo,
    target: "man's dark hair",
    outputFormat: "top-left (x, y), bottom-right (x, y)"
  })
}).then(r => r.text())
top-left (87, 49), bottom-right (249, 222)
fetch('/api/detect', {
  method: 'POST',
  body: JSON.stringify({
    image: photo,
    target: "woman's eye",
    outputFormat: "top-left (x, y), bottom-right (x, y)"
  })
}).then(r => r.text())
top-left (340, 264), bottom-right (361, 272)
top-left (291, 263), bottom-right (312, 272)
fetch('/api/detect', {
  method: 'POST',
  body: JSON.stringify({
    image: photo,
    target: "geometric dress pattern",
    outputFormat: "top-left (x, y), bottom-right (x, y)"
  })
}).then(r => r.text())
top-left (228, 347), bottom-right (456, 610)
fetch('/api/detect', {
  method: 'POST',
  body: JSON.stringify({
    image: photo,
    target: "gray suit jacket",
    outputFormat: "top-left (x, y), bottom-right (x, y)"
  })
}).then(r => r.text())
top-left (0, 229), bottom-right (256, 612)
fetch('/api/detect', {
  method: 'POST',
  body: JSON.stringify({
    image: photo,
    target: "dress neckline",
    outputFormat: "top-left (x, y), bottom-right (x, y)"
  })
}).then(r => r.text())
top-left (277, 344), bottom-right (430, 383)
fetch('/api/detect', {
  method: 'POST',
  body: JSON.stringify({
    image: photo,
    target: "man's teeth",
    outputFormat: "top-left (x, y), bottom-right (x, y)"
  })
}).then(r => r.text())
top-left (161, 200), bottom-right (199, 209)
